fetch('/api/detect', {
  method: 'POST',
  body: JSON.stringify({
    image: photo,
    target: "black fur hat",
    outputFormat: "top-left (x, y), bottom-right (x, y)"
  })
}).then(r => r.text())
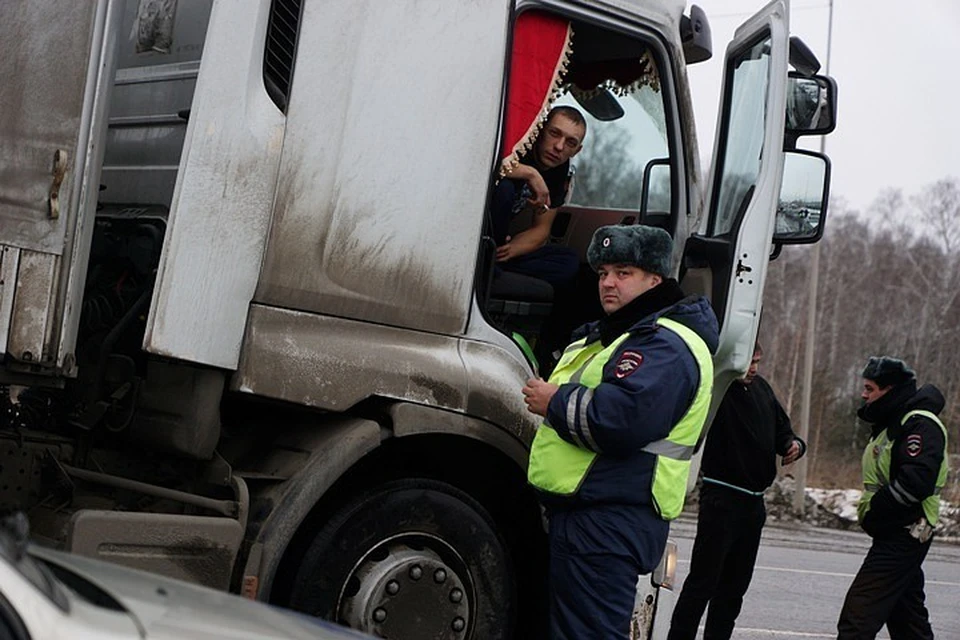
top-left (587, 224), bottom-right (673, 276)
top-left (861, 356), bottom-right (916, 388)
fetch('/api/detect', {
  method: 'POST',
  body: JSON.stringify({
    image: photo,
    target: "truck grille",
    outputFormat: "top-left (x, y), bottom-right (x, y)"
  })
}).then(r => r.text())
top-left (263, 0), bottom-right (303, 113)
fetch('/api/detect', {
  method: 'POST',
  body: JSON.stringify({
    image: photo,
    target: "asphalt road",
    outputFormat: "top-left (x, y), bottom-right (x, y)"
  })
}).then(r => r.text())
top-left (668, 517), bottom-right (960, 639)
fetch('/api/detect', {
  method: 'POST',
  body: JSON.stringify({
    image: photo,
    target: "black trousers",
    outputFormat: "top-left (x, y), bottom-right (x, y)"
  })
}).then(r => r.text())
top-left (667, 484), bottom-right (766, 640)
top-left (837, 530), bottom-right (934, 639)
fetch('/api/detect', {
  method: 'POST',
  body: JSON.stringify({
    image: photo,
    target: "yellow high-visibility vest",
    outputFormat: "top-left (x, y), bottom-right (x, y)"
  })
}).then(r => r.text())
top-left (527, 317), bottom-right (713, 520)
top-left (858, 410), bottom-right (949, 526)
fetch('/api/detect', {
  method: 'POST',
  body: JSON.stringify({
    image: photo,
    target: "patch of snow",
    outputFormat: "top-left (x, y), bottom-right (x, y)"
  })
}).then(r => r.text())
top-left (763, 476), bottom-right (960, 541)
top-left (806, 487), bottom-right (861, 523)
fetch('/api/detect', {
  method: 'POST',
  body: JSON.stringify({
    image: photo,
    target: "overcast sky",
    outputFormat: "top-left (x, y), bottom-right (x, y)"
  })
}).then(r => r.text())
top-left (687, 0), bottom-right (960, 213)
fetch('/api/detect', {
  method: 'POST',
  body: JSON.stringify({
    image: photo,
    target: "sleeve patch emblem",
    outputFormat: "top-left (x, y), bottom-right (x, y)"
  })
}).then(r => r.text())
top-left (615, 351), bottom-right (644, 379)
top-left (905, 434), bottom-right (923, 457)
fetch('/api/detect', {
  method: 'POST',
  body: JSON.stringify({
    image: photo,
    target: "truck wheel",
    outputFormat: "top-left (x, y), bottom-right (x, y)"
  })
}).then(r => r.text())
top-left (288, 479), bottom-right (514, 639)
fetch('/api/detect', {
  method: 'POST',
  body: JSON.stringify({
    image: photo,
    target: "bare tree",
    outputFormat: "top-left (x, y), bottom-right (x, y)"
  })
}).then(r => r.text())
top-left (912, 178), bottom-right (960, 254)
top-left (759, 179), bottom-right (960, 493)
top-left (568, 122), bottom-right (643, 209)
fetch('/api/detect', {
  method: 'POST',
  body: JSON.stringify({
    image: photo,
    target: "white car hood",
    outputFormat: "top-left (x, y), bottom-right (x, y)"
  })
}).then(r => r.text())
top-left (31, 546), bottom-right (369, 640)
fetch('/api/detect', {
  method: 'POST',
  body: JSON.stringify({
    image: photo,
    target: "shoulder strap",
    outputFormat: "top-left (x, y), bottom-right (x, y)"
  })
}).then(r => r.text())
top-left (901, 410), bottom-right (947, 439)
top-left (900, 409), bottom-right (947, 435)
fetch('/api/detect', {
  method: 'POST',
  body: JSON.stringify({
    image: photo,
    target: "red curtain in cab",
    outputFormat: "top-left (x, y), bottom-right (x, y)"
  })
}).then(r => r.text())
top-left (500, 11), bottom-right (573, 176)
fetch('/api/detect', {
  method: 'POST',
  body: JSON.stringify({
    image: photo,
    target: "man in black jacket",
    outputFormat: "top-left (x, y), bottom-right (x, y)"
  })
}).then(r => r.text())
top-left (492, 106), bottom-right (584, 289)
top-left (837, 356), bottom-right (948, 639)
top-left (667, 343), bottom-right (804, 640)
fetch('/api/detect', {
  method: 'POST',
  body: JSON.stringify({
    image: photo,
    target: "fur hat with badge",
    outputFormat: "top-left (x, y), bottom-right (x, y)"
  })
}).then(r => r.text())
top-left (587, 224), bottom-right (673, 276)
top-left (861, 356), bottom-right (916, 388)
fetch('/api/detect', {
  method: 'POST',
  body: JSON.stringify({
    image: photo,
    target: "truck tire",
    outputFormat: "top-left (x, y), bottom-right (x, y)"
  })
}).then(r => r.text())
top-left (288, 478), bottom-right (515, 639)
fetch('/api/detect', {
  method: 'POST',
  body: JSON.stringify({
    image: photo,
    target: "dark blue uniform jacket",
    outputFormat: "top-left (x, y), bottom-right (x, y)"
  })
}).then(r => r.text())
top-left (541, 287), bottom-right (720, 514)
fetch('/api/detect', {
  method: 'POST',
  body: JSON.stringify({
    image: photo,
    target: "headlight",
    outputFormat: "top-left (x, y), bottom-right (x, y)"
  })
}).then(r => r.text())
top-left (651, 539), bottom-right (677, 590)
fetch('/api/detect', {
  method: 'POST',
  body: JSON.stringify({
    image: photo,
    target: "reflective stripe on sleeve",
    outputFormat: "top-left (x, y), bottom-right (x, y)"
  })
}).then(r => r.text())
top-left (565, 393), bottom-right (585, 448)
top-left (641, 439), bottom-right (694, 461)
top-left (577, 388), bottom-right (599, 452)
top-left (890, 479), bottom-right (921, 505)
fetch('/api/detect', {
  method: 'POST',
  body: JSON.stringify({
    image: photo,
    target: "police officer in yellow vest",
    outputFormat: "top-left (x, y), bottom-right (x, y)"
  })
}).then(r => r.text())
top-left (522, 224), bottom-right (718, 639)
top-left (838, 356), bottom-right (949, 639)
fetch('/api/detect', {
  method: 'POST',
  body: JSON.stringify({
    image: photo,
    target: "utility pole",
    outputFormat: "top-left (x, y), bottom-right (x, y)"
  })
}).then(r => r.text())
top-left (793, 0), bottom-right (834, 515)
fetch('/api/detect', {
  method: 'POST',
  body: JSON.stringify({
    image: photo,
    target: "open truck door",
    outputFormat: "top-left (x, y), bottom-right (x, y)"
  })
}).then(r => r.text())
top-left (681, 0), bottom-right (790, 411)
top-left (643, 3), bottom-right (798, 638)
top-left (680, 0), bottom-right (835, 446)
top-left (0, 1), bottom-right (121, 376)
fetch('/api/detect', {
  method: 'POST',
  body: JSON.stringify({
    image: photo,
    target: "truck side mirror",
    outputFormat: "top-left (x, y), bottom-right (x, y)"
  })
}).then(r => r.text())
top-left (571, 87), bottom-right (624, 122)
top-left (773, 150), bottom-right (830, 245)
top-left (788, 36), bottom-right (821, 76)
top-left (640, 157), bottom-right (671, 227)
top-left (785, 73), bottom-right (837, 144)
top-left (681, 5), bottom-right (712, 64)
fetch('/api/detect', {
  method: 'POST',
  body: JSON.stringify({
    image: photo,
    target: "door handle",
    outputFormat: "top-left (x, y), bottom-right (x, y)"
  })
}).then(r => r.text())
top-left (49, 149), bottom-right (68, 219)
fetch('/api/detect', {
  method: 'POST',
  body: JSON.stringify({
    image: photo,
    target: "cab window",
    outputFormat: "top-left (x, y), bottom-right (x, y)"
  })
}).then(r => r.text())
top-left (709, 35), bottom-right (772, 237)
top-left (558, 69), bottom-right (670, 213)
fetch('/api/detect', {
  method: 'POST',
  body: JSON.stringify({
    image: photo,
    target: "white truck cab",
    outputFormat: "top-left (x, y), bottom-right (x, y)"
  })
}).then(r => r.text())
top-left (0, 1), bottom-right (835, 638)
